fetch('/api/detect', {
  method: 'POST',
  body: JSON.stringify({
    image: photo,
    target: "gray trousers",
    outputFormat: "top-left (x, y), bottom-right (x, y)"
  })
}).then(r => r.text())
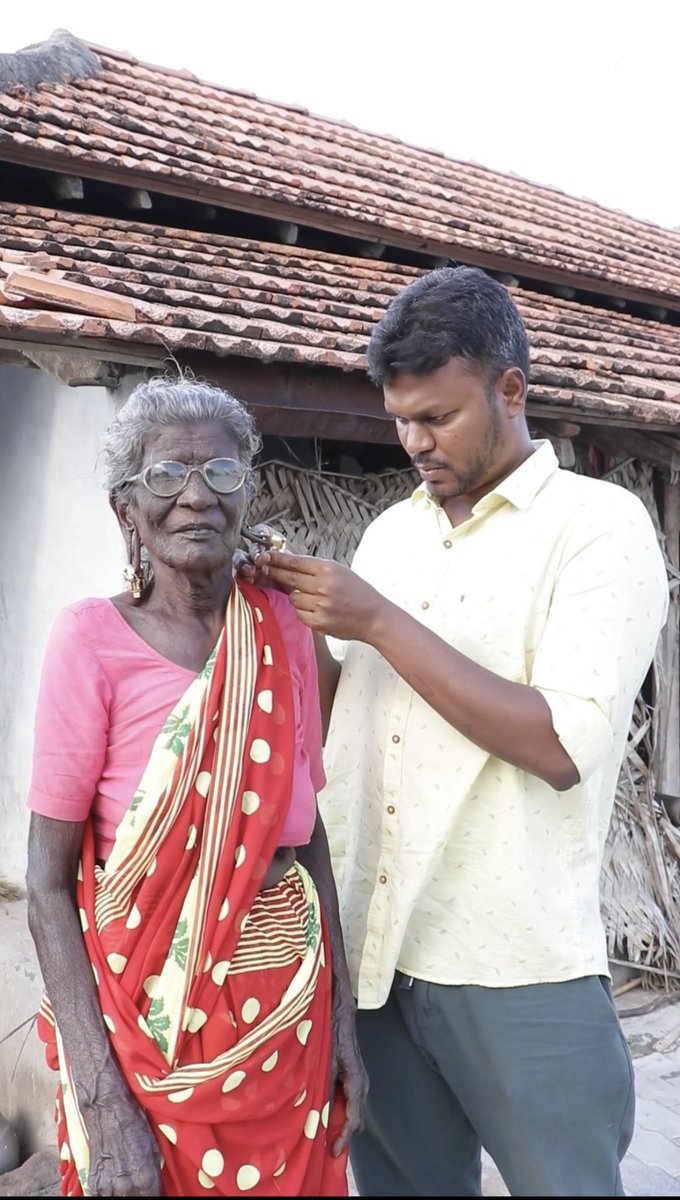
top-left (350, 972), bottom-right (635, 1197)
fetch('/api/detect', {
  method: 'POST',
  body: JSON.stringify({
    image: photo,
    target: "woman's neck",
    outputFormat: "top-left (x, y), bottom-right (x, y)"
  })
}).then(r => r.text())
top-left (145, 562), bottom-right (235, 622)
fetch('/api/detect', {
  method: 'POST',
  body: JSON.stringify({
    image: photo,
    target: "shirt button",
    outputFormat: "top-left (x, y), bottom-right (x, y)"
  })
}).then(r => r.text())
top-left (387, 805), bottom-right (396, 814)
top-left (379, 874), bottom-right (388, 885)
top-left (444, 539), bottom-right (452, 548)
top-left (392, 734), bottom-right (400, 744)
top-left (421, 600), bottom-right (430, 610)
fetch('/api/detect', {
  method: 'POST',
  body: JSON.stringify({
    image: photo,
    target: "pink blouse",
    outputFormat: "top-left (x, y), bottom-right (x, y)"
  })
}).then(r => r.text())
top-left (27, 591), bottom-right (324, 859)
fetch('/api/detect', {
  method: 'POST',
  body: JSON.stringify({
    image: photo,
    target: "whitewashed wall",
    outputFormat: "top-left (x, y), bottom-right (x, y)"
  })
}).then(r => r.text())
top-left (0, 365), bottom-right (143, 885)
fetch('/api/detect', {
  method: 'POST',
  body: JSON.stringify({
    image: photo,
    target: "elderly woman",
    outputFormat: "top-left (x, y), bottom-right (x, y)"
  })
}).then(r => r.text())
top-left (26, 376), bottom-right (367, 1198)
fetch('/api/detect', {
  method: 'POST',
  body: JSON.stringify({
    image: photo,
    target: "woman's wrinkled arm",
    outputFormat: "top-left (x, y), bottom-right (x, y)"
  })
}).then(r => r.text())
top-left (296, 807), bottom-right (368, 1154)
top-left (26, 813), bottom-right (161, 1197)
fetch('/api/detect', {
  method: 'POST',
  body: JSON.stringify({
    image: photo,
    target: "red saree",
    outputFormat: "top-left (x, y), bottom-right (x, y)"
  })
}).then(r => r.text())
top-left (37, 581), bottom-right (348, 1196)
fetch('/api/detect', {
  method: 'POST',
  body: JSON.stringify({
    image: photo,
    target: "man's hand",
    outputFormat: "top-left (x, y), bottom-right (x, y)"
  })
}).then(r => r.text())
top-left (233, 523), bottom-right (291, 588)
top-left (262, 552), bottom-right (389, 642)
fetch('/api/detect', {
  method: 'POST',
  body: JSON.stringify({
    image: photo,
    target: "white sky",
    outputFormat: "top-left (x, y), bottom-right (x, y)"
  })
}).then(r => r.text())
top-left (3, 0), bottom-right (679, 229)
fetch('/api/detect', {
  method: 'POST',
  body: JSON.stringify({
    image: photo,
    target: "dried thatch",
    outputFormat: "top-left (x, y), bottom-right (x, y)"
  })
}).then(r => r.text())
top-left (251, 452), bottom-right (680, 985)
top-left (577, 453), bottom-right (680, 987)
top-left (249, 460), bottom-right (418, 562)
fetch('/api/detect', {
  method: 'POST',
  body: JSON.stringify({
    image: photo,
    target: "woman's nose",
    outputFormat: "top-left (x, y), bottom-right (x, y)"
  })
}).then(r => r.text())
top-left (177, 470), bottom-right (217, 508)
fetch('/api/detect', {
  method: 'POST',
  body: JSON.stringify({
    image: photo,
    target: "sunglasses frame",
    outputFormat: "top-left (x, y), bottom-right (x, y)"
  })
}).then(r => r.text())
top-left (126, 457), bottom-right (247, 498)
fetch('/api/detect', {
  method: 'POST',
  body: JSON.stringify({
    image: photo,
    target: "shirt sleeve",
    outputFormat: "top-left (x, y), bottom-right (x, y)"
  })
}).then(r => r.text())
top-left (530, 494), bottom-right (668, 784)
top-left (27, 606), bottom-right (112, 822)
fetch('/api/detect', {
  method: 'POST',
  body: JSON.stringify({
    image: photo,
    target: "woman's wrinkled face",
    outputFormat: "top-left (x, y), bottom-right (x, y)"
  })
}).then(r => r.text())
top-left (122, 421), bottom-right (248, 576)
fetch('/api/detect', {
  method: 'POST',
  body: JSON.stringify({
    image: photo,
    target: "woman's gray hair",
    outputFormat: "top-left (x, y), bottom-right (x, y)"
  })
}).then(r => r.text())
top-left (104, 374), bottom-right (261, 501)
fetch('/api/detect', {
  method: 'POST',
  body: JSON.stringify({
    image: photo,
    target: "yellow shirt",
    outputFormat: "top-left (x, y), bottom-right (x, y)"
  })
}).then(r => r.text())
top-left (319, 441), bottom-right (668, 1009)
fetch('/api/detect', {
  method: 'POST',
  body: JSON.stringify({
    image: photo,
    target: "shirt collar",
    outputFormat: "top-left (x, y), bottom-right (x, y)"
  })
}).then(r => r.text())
top-left (411, 440), bottom-right (559, 514)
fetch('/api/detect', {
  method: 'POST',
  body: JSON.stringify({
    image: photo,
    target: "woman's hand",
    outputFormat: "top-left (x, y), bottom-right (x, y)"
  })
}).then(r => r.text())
top-left (83, 1080), bottom-right (162, 1197)
top-left (295, 809), bottom-right (368, 1156)
top-left (26, 816), bottom-right (162, 1197)
top-left (329, 988), bottom-right (369, 1156)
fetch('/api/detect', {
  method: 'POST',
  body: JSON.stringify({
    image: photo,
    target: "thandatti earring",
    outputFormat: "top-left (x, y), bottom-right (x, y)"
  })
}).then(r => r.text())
top-left (123, 526), bottom-right (145, 599)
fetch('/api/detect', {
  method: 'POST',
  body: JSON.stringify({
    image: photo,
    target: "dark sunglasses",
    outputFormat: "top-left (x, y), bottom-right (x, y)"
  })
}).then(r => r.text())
top-left (127, 458), bottom-right (247, 498)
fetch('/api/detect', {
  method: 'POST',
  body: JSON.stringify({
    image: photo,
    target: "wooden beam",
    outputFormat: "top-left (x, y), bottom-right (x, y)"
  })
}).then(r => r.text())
top-left (243, 405), bottom-right (397, 444)
top-left (576, 424), bottom-right (680, 473)
top-left (274, 222), bottom-right (298, 245)
top-left (122, 188), bottom-right (152, 211)
top-left (5, 147), bottom-right (678, 314)
top-left (550, 284), bottom-right (577, 300)
top-left (530, 417), bottom-right (582, 439)
top-left (179, 352), bottom-right (390, 425)
top-left (358, 242), bottom-right (386, 259)
top-left (19, 346), bottom-right (120, 387)
top-left (49, 174), bottom-right (84, 201)
top-left (0, 335), bottom-right (165, 368)
top-left (525, 399), bottom-right (680, 436)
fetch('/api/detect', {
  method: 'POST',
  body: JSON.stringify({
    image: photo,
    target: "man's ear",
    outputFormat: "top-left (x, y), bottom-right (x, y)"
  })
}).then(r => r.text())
top-left (499, 367), bottom-right (527, 418)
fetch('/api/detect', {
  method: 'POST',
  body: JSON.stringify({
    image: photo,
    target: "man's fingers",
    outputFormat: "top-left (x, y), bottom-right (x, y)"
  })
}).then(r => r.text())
top-left (267, 565), bottom-right (320, 593)
top-left (267, 551), bottom-right (323, 575)
top-left (288, 590), bottom-right (320, 614)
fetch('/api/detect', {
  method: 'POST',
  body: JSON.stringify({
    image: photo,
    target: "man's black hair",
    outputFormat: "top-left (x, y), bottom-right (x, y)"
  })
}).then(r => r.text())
top-left (366, 266), bottom-right (530, 387)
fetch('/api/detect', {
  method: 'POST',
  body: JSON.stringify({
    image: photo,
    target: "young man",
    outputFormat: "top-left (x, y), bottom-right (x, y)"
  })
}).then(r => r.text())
top-left (262, 267), bottom-right (668, 1196)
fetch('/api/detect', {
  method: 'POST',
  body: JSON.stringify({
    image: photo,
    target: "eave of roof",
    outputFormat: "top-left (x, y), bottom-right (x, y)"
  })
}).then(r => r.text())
top-left (0, 202), bottom-right (678, 433)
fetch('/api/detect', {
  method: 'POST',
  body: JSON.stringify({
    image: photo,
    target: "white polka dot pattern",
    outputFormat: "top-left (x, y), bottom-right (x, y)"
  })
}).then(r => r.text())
top-left (236, 1165), bottom-right (260, 1191)
top-left (211, 960), bottom-right (230, 986)
top-left (303, 1109), bottom-right (320, 1139)
top-left (195, 770), bottom-right (211, 797)
top-left (241, 790), bottom-right (260, 814)
top-left (241, 997), bottom-right (260, 1024)
top-left (201, 1150), bottom-right (224, 1178)
top-left (222, 1069), bottom-right (246, 1092)
top-left (249, 738), bottom-right (271, 764)
top-left (125, 904), bottom-right (141, 929)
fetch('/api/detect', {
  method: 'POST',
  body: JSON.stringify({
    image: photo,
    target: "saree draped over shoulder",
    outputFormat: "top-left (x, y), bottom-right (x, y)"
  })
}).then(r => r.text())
top-left (37, 582), bottom-right (347, 1197)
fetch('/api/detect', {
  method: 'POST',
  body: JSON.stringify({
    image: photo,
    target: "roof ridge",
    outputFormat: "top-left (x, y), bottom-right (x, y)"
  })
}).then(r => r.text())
top-left (0, 28), bottom-right (101, 91)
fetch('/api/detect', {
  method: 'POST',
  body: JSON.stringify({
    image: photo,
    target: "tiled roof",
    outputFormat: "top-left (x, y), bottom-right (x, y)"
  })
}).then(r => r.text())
top-left (0, 37), bottom-right (679, 308)
top-left (0, 203), bottom-right (678, 429)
